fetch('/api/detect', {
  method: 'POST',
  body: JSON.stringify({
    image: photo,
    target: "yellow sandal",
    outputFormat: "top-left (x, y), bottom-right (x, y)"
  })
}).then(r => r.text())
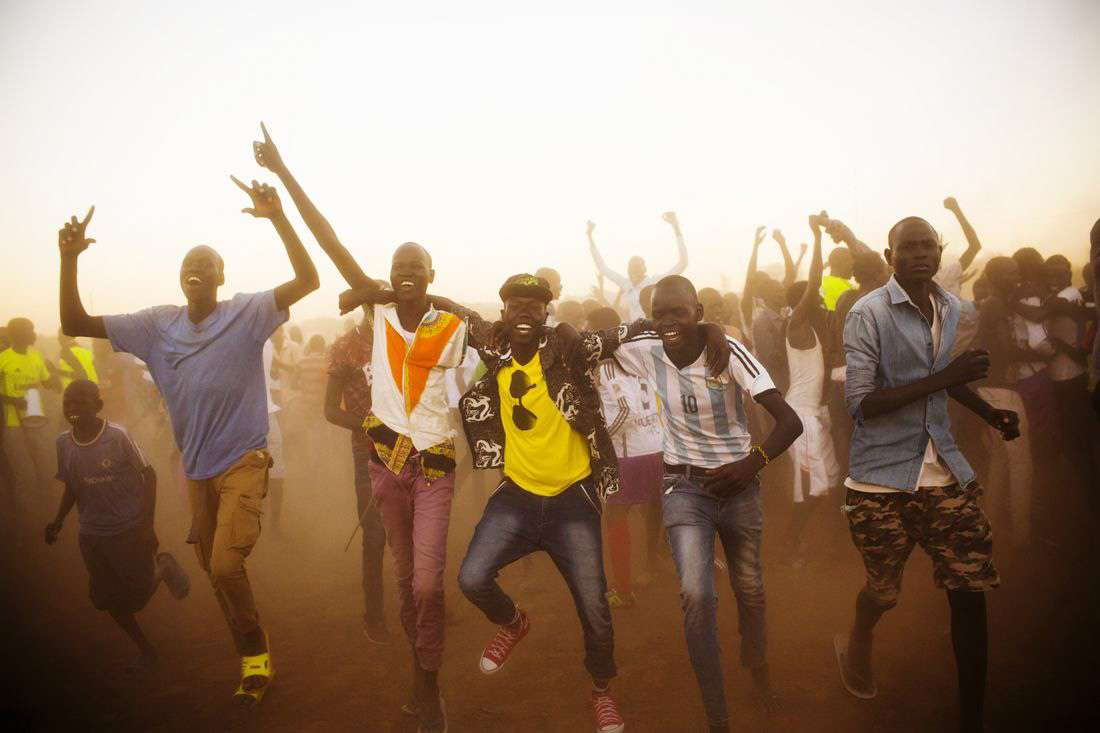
top-left (233, 631), bottom-right (274, 704)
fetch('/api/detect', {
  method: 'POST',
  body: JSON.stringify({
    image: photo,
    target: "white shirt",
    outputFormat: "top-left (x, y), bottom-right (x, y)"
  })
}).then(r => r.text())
top-left (589, 234), bottom-right (689, 321)
top-left (1048, 286), bottom-right (1086, 381)
top-left (370, 304), bottom-right (468, 450)
top-left (613, 332), bottom-right (775, 468)
top-left (596, 361), bottom-right (663, 458)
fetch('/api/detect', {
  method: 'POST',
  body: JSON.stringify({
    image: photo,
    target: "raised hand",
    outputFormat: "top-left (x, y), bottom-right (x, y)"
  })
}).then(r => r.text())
top-left (662, 211), bottom-right (679, 227)
top-left (231, 176), bottom-right (282, 219)
top-left (586, 219), bottom-right (596, 238)
top-left (943, 196), bottom-right (960, 213)
top-left (753, 225), bottom-right (767, 247)
top-left (808, 212), bottom-right (825, 235)
top-left (798, 242), bottom-right (809, 257)
top-left (824, 217), bottom-right (851, 244)
top-left (771, 229), bottom-right (786, 246)
top-left (252, 122), bottom-right (286, 173)
top-left (58, 206), bottom-right (96, 257)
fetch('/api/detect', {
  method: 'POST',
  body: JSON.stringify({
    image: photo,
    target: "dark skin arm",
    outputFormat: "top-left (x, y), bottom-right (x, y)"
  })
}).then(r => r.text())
top-left (946, 383), bottom-right (1020, 440)
top-left (943, 197), bottom-right (982, 271)
top-left (58, 206), bottom-right (109, 339)
top-left (252, 122), bottom-right (376, 291)
top-left (230, 176), bottom-right (320, 311)
top-left (44, 483), bottom-right (78, 544)
top-left (786, 215), bottom-right (825, 349)
top-left (140, 465), bottom-right (158, 550)
top-left (703, 390), bottom-right (803, 497)
top-left (772, 229), bottom-right (806, 288)
top-left (856, 348), bottom-right (991, 420)
top-left (740, 226), bottom-right (767, 326)
top-left (324, 373), bottom-right (366, 431)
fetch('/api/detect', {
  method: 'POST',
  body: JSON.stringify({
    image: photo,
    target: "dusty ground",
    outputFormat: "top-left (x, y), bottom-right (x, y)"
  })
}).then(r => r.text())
top-left (2, 443), bottom-right (1098, 733)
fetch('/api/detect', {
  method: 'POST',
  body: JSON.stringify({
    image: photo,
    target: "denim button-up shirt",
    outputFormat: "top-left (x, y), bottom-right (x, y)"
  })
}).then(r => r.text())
top-left (843, 276), bottom-right (975, 492)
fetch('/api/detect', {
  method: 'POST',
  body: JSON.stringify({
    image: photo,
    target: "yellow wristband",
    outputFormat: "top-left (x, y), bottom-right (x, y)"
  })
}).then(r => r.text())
top-left (752, 445), bottom-right (770, 465)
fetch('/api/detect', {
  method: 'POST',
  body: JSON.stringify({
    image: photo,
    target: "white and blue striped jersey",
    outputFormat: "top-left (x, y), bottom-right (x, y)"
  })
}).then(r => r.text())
top-left (596, 361), bottom-right (663, 458)
top-left (612, 332), bottom-right (776, 468)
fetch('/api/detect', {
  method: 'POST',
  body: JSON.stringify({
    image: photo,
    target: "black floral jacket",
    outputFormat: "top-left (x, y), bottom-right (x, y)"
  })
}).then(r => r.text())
top-left (452, 306), bottom-right (647, 501)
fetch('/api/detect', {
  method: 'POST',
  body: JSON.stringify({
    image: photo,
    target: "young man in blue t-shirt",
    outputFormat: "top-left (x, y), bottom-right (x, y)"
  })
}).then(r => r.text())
top-left (57, 171), bottom-right (319, 702)
top-left (46, 380), bottom-right (190, 670)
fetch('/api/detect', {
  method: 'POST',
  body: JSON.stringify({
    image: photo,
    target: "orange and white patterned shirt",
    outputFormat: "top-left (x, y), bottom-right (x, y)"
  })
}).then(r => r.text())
top-left (369, 304), bottom-right (468, 458)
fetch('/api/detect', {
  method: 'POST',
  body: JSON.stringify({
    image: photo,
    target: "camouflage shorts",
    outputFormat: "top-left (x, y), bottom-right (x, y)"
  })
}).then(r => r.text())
top-left (844, 482), bottom-right (1000, 606)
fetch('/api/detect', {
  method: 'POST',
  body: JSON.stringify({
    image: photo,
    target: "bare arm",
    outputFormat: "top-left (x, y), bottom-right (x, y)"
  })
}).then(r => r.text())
top-left (788, 216), bottom-right (825, 333)
top-left (943, 197), bottom-right (982, 271)
top-left (741, 226), bottom-right (767, 326)
top-left (253, 122), bottom-right (374, 290)
top-left (702, 390), bottom-right (803, 497)
top-left (586, 220), bottom-right (631, 290)
top-left (324, 373), bottom-right (366, 432)
top-left (45, 483), bottom-right (78, 544)
top-left (230, 176), bottom-right (320, 311)
top-left (772, 229), bottom-right (800, 287)
top-left (58, 207), bottom-right (108, 339)
top-left (823, 214), bottom-right (873, 257)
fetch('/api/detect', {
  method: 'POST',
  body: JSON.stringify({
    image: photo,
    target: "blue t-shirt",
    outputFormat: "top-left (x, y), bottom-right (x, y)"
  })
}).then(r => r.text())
top-left (104, 291), bottom-right (288, 479)
top-left (55, 421), bottom-right (150, 536)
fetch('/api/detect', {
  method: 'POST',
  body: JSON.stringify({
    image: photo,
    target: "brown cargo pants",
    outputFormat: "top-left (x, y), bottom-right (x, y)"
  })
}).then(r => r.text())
top-left (187, 449), bottom-right (269, 654)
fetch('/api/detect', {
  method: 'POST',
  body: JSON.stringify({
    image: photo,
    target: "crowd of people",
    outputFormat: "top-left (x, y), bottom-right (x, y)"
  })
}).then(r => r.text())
top-left (1, 122), bottom-right (1098, 733)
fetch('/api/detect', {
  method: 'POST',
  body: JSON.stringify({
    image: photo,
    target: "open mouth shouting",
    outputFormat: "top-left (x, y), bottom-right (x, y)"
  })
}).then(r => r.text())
top-left (186, 275), bottom-right (203, 286)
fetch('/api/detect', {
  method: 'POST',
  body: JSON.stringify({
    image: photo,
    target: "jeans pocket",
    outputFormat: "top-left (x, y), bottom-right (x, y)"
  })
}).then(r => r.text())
top-left (578, 481), bottom-right (602, 517)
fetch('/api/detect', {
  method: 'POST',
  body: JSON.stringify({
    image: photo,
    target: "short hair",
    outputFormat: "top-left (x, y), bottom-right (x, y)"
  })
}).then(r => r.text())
top-left (1044, 254), bottom-right (1071, 269)
top-left (394, 242), bottom-right (432, 269)
top-left (653, 275), bottom-right (697, 303)
top-left (786, 281), bottom-right (809, 309)
top-left (585, 306), bottom-right (621, 330)
top-left (63, 378), bottom-right (100, 400)
top-left (983, 256), bottom-right (1016, 280)
top-left (853, 251), bottom-right (887, 283)
top-left (6, 317), bottom-right (31, 332)
top-left (307, 334), bottom-right (326, 354)
top-left (887, 217), bottom-right (937, 249)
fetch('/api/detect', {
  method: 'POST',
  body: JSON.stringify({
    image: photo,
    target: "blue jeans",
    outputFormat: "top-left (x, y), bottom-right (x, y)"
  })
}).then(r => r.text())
top-left (352, 446), bottom-right (387, 627)
top-left (458, 477), bottom-right (617, 681)
top-left (662, 474), bottom-right (767, 725)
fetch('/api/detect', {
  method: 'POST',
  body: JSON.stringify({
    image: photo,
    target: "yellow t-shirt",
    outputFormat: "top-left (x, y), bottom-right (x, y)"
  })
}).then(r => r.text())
top-left (60, 345), bottom-right (98, 388)
top-left (0, 347), bottom-right (50, 427)
top-left (497, 351), bottom-right (591, 496)
top-left (821, 274), bottom-right (855, 311)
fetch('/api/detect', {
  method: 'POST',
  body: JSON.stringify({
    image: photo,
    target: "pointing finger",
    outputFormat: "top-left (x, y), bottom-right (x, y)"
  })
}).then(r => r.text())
top-left (230, 174), bottom-right (250, 192)
top-left (261, 121), bottom-right (271, 143)
top-left (82, 205), bottom-right (95, 226)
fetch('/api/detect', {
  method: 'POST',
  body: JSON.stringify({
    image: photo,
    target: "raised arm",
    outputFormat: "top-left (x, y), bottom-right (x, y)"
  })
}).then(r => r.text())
top-left (772, 228), bottom-right (801, 287)
top-left (58, 206), bottom-right (108, 339)
top-left (740, 226), bottom-right (767, 326)
top-left (252, 122), bottom-right (374, 290)
top-left (230, 176), bottom-right (320, 311)
top-left (823, 214), bottom-right (873, 257)
top-left (943, 197), bottom-right (982, 271)
top-left (658, 211), bottom-right (689, 277)
top-left (586, 220), bottom-right (631, 290)
top-left (789, 215), bottom-right (825, 330)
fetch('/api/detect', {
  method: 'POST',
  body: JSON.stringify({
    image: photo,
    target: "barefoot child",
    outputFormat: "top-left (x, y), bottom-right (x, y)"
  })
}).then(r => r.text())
top-left (45, 379), bottom-right (190, 670)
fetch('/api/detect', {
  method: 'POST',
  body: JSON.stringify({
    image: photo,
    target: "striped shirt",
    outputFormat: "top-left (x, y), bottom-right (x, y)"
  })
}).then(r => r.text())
top-left (596, 361), bottom-right (663, 458)
top-left (613, 332), bottom-right (775, 468)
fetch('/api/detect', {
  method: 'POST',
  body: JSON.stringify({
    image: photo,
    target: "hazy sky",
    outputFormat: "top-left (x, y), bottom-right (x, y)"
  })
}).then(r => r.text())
top-left (2, 0), bottom-right (1099, 333)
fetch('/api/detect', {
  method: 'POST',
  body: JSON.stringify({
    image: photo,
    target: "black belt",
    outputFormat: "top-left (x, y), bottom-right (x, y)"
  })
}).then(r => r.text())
top-left (664, 463), bottom-right (710, 480)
